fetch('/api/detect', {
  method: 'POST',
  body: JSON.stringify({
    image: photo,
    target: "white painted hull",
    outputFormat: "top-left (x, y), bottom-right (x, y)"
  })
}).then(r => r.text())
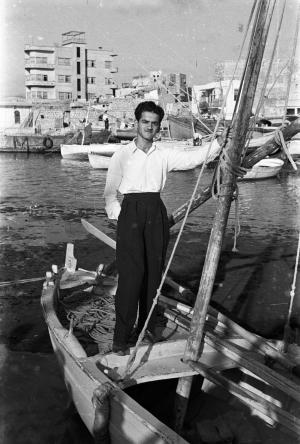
top-left (288, 139), bottom-right (300, 157)
top-left (89, 153), bottom-right (111, 169)
top-left (241, 158), bottom-right (284, 180)
top-left (61, 143), bottom-right (122, 161)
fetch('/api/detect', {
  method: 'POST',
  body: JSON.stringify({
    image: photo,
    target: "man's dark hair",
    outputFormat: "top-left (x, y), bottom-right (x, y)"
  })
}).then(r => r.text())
top-left (134, 101), bottom-right (165, 123)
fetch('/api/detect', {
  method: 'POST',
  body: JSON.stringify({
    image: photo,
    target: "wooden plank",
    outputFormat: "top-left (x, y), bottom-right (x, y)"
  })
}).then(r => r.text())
top-left (189, 361), bottom-right (300, 439)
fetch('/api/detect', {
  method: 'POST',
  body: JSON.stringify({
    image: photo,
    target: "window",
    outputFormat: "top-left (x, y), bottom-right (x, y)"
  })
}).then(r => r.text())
top-left (58, 75), bottom-right (71, 83)
top-left (104, 60), bottom-right (112, 69)
top-left (14, 110), bottom-right (20, 124)
top-left (87, 60), bottom-right (96, 68)
top-left (29, 56), bottom-right (47, 64)
top-left (234, 88), bottom-right (239, 101)
top-left (77, 47), bottom-right (81, 58)
top-left (77, 78), bottom-right (81, 91)
top-left (77, 62), bottom-right (81, 75)
top-left (286, 108), bottom-right (295, 115)
top-left (87, 77), bottom-right (96, 84)
top-left (31, 91), bottom-right (48, 99)
top-left (105, 78), bottom-right (112, 85)
top-left (58, 92), bottom-right (72, 100)
top-left (58, 57), bottom-right (71, 66)
top-left (36, 57), bottom-right (47, 64)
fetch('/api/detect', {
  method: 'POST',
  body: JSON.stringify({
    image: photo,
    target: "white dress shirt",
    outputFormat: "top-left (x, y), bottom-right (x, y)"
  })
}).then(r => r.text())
top-left (103, 138), bottom-right (221, 219)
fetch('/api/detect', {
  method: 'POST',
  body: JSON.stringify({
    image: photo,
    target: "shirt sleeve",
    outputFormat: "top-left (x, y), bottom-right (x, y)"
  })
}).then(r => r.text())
top-left (166, 138), bottom-right (222, 172)
top-left (103, 151), bottom-right (123, 219)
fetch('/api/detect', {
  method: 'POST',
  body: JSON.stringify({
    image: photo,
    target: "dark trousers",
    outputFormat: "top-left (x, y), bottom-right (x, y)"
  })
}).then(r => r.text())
top-left (113, 193), bottom-right (170, 347)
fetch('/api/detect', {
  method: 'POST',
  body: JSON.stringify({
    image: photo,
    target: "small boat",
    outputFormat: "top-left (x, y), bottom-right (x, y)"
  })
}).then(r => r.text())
top-left (239, 158), bottom-right (284, 180)
top-left (60, 142), bottom-right (121, 161)
top-left (41, 239), bottom-right (300, 443)
top-left (0, 130), bottom-right (75, 153)
top-left (287, 139), bottom-right (300, 158)
top-left (88, 152), bottom-right (112, 169)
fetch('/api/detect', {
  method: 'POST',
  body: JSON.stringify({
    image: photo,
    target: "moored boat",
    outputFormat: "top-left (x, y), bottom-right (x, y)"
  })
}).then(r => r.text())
top-left (239, 158), bottom-right (285, 180)
top-left (0, 130), bottom-right (75, 153)
top-left (41, 239), bottom-right (300, 443)
top-left (61, 142), bottom-right (122, 161)
top-left (88, 152), bottom-right (112, 169)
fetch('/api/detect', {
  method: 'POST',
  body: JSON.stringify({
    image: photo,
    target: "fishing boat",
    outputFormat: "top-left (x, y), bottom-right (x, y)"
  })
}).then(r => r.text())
top-left (0, 130), bottom-right (75, 153)
top-left (41, 3), bottom-right (300, 442)
top-left (239, 158), bottom-right (285, 180)
top-left (88, 152), bottom-right (112, 169)
top-left (60, 141), bottom-right (120, 161)
top-left (287, 138), bottom-right (300, 158)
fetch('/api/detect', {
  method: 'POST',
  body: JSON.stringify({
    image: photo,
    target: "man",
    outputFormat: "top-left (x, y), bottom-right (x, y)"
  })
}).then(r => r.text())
top-left (104, 101), bottom-right (224, 355)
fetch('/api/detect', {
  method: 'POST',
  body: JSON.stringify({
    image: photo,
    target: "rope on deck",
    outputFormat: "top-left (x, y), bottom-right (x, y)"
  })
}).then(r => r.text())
top-left (60, 276), bottom-right (117, 354)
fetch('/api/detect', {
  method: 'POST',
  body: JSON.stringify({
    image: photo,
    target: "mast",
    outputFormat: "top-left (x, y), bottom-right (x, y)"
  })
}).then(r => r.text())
top-left (174, 0), bottom-right (274, 433)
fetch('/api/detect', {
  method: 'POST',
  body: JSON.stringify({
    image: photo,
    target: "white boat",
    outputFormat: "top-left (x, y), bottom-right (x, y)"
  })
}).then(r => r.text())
top-left (240, 158), bottom-right (284, 180)
top-left (88, 152), bottom-right (111, 169)
top-left (60, 143), bottom-right (122, 161)
top-left (88, 140), bottom-right (199, 170)
top-left (287, 139), bottom-right (300, 157)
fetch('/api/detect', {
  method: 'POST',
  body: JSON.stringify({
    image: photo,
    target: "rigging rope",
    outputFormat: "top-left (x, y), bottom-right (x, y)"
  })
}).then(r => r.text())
top-left (280, 2), bottom-right (300, 125)
top-left (255, 0), bottom-right (286, 119)
top-left (282, 231), bottom-right (300, 352)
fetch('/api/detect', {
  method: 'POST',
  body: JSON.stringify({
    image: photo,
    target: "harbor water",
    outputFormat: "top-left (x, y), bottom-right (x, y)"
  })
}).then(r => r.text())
top-left (0, 152), bottom-right (300, 443)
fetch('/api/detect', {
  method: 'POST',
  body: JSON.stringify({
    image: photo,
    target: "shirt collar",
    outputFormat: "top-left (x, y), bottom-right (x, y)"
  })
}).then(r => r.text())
top-left (130, 138), bottom-right (158, 155)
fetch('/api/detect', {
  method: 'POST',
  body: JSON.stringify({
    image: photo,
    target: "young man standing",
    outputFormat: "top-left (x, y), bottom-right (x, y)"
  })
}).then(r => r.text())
top-left (104, 101), bottom-right (223, 355)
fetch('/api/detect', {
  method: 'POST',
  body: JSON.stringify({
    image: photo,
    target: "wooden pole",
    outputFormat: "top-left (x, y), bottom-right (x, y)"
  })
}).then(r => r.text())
top-left (174, 0), bottom-right (272, 433)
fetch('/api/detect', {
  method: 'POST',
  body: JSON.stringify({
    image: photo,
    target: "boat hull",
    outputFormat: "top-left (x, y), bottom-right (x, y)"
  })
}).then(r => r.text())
top-left (240, 158), bottom-right (284, 180)
top-left (61, 142), bottom-right (121, 161)
top-left (89, 153), bottom-right (111, 169)
top-left (0, 133), bottom-right (74, 153)
top-left (41, 280), bottom-right (188, 443)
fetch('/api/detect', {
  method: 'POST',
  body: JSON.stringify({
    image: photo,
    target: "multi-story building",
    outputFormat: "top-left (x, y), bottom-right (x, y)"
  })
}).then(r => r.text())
top-left (24, 31), bottom-right (118, 102)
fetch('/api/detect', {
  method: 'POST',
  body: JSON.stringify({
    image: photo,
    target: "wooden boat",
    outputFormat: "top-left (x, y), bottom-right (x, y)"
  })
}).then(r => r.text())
top-left (288, 139), bottom-right (300, 158)
top-left (41, 238), bottom-right (300, 443)
top-left (239, 158), bottom-right (285, 180)
top-left (60, 142), bottom-right (122, 161)
top-left (88, 152), bottom-right (112, 169)
top-left (0, 130), bottom-right (75, 153)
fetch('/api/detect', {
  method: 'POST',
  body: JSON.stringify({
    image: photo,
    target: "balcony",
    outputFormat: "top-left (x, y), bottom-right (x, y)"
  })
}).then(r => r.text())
top-left (25, 59), bottom-right (55, 69)
top-left (25, 78), bottom-right (55, 87)
top-left (24, 44), bottom-right (54, 53)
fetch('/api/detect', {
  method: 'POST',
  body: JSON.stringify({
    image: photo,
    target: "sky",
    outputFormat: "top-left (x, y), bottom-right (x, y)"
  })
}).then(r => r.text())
top-left (1, 0), bottom-right (299, 98)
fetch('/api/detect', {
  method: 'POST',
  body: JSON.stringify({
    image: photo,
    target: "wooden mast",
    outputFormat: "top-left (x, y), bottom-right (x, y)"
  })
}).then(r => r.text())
top-left (174, 0), bottom-right (273, 433)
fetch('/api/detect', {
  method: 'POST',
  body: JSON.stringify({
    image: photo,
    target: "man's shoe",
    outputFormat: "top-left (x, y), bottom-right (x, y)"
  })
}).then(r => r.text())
top-left (143, 330), bottom-right (164, 344)
top-left (112, 343), bottom-right (128, 356)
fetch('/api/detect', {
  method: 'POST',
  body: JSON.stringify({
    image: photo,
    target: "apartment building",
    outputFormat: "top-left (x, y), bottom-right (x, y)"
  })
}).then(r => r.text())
top-left (24, 31), bottom-right (118, 102)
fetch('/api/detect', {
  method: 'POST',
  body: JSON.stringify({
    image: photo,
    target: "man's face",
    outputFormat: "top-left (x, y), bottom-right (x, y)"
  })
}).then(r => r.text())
top-left (137, 111), bottom-right (161, 141)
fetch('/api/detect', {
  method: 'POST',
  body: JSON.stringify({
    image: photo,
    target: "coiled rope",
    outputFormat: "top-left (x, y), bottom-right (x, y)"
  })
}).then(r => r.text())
top-left (60, 275), bottom-right (117, 354)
